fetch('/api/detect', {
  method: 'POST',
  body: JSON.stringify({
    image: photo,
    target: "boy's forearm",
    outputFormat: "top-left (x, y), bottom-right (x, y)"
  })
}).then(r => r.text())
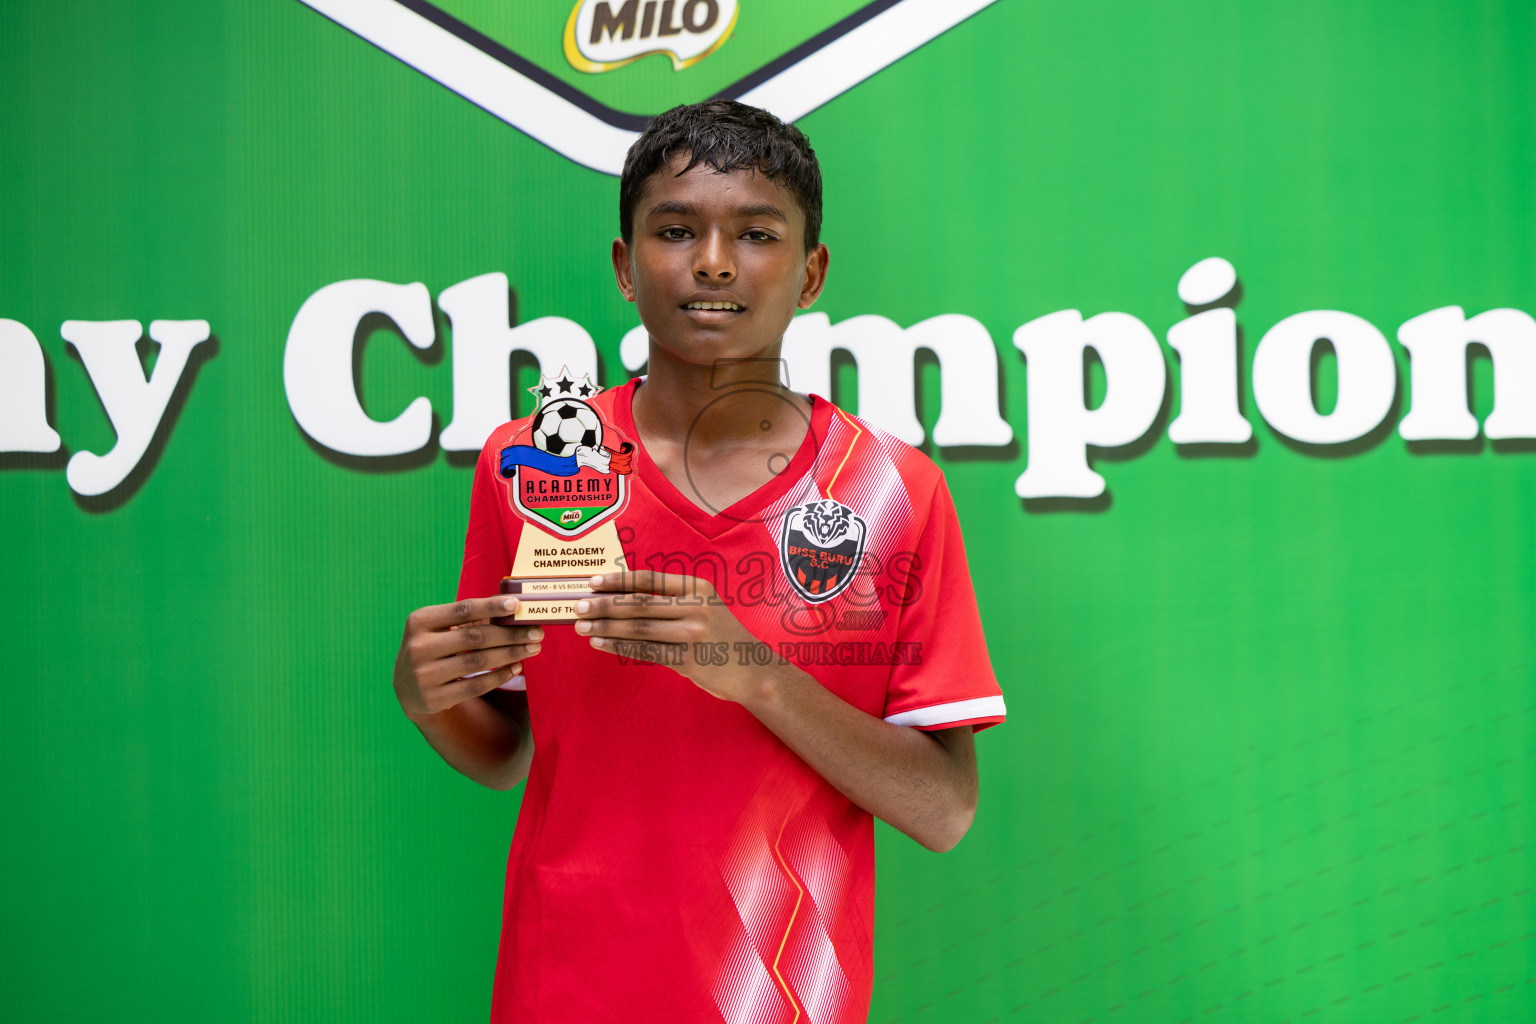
top-left (406, 691), bottom-right (533, 791)
top-left (741, 666), bottom-right (978, 852)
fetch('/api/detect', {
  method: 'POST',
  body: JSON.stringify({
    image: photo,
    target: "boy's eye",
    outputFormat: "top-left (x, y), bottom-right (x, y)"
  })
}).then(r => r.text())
top-left (743, 229), bottom-right (777, 241)
top-left (660, 227), bottom-right (691, 239)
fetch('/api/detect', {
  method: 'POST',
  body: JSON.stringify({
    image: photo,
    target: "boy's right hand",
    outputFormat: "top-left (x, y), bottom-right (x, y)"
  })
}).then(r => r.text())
top-left (393, 597), bottom-right (544, 720)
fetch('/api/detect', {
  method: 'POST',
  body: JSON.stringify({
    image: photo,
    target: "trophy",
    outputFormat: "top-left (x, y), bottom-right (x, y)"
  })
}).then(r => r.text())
top-left (492, 369), bottom-right (634, 625)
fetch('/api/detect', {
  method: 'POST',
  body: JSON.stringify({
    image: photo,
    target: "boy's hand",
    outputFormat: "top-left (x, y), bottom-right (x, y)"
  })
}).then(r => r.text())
top-left (574, 571), bottom-right (776, 704)
top-left (393, 597), bottom-right (544, 720)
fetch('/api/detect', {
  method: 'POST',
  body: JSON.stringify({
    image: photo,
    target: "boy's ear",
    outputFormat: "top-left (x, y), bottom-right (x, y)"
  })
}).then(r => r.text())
top-left (612, 238), bottom-right (636, 302)
top-left (797, 243), bottom-right (831, 310)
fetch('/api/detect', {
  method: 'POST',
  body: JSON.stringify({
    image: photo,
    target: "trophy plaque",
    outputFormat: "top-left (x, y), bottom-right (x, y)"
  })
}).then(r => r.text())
top-left (493, 520), bottom-right (628, 625)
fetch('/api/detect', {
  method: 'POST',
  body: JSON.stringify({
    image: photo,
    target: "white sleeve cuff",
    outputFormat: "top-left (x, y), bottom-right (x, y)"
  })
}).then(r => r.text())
top-left (884, 695), bottom-right (1006, 728)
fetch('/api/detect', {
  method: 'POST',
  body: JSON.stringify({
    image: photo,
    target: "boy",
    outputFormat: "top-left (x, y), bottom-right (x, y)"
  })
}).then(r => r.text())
top-left (393, 100), bottom-right (1005, 1022)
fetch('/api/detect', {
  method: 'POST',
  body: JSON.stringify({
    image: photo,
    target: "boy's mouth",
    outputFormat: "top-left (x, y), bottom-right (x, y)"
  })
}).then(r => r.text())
top-left (681, 299), bottom-right (746, 325)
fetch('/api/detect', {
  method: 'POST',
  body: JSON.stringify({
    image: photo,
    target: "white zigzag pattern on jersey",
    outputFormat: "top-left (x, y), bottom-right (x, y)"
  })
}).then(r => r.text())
top-left (782, 812), bottom-right (856, 942)
top-left (781, 816), bottom-right (855, 1024)
top-left (715, 812), bottom-right (857, 1024)
top-left (783, 925), bottom-right (849, 1024)
top-left (717, 823), bottom-right (798, 1023)
top-left (714, 931), bottom-right (787, 1024)
top-left (819, 410), bottom-right (916, 566)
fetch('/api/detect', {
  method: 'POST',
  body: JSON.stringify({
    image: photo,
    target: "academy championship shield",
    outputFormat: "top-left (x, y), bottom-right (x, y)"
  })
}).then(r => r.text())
top-left (500, 369), bottom-right (633, 537)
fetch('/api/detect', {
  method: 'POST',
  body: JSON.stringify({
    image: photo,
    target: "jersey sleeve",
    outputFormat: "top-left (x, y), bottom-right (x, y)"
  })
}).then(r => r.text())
top-left (881, 473), bottom-right (1006, 731)
top-left (457, 434), bottom-right (515, 602)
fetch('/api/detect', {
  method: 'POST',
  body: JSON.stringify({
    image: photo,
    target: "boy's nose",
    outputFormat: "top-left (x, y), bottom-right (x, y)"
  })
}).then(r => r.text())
top-left (693, 233), bottom-right (735, 281)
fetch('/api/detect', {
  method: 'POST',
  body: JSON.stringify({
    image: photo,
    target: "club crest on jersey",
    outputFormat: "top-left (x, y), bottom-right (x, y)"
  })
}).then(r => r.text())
top-left (780, 498), bottom-right (867, 603)
top-left (499, 368), bottom-right (634, 537)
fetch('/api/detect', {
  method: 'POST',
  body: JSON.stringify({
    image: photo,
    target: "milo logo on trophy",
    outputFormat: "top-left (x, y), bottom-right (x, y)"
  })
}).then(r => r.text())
top-left (499, 368), bottom-right (634, 537)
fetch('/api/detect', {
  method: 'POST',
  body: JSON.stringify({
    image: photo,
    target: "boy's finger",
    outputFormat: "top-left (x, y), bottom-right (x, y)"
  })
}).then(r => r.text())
top-left (416, 623), bottom-right (545, 660)
top-left (590, 571), bottom-right (700, 597)
top-left (431, 643), bottom-right (542, 688)
top-left (572, 594), bottom-right (683, 619)
top-left (412, 596), bottom-right (520, 631)
top-left (440, 662), bottom-right (525, 705)
top-left (575, 618), bottom-right (692, 645)
top-left (587, 636), bottom-right (688, 665)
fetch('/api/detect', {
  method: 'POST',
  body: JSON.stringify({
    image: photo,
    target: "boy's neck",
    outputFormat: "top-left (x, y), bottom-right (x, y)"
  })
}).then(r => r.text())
top-left (632, 342), bottom-right (812, 450)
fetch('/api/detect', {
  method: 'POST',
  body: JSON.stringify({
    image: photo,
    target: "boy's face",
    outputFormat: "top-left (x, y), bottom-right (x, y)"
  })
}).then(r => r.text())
top-left (612, 156), bottom-right (829, 368)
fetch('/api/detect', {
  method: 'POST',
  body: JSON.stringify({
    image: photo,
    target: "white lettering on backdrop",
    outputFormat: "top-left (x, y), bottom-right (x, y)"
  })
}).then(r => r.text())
top-left (283, 279), bottom-right (436, 457)
top-left (0, 319), bottom-right (62, 454)
top-left (438, 272), bottom-right (598, 451)
top-left (60, 318), bottom-right (211, 496)
top-left (1166, 258), bottom-right (1251, 446)
top-left (1012, 310), bottom-right (1167, 499)
top-left (1252, 310), bottom-right (1398, 445)
top-left (780, 312), bottom-right (1013, 448)
top-left (1397, 306), bottom-right (1536, 441)
top-left (7, 260), bottom-right (1535, 500)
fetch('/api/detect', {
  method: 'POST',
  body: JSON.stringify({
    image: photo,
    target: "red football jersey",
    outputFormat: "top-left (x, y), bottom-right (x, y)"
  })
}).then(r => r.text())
top-left (457, 378), bottom-right (1005, 1023)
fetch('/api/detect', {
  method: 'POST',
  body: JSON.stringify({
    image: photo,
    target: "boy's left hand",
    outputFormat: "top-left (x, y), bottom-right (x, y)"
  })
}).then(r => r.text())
top-left (573, 570), bottom-right (778, 705)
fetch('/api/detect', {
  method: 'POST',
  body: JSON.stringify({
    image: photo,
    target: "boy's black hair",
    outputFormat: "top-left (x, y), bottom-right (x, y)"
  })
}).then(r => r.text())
top-left (619, 99), bottom-right (823, 253)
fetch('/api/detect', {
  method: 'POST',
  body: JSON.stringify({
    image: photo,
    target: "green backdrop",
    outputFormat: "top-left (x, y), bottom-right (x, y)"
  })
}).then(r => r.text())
top-left (2, 1), bottom-right (1531, 1021)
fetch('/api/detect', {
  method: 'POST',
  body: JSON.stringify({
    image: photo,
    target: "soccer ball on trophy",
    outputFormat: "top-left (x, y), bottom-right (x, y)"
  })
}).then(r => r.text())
top-left (532, 399), bottom-right (602, 457)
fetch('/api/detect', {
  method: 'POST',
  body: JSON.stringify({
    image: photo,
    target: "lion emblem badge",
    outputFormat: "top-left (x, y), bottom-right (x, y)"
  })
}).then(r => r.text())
top-left (780, 498), bottom-right (867, 603)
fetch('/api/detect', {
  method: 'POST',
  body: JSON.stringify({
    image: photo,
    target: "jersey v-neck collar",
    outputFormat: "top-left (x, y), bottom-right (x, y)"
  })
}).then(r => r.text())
top-left (613, 378), bottom-right (831, 540)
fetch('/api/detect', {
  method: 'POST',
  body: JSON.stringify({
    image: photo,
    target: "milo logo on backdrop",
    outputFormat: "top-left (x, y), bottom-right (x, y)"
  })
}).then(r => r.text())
top-left (294, 0), bottom-right (1005, 174)
top-left (565, 0), bottom-right (738, 73)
